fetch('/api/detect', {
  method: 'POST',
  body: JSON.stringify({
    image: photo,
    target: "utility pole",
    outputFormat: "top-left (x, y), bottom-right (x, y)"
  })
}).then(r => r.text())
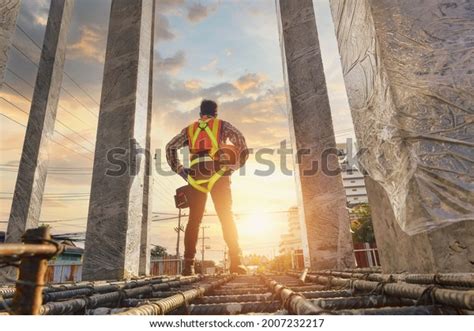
top-left (174, 209), bottom-right (184, 274)
top-left (199, 226), bottom-right (210, 274)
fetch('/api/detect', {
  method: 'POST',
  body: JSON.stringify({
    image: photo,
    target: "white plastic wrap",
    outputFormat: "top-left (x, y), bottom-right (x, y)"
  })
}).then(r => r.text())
top-left (329, 0), bottom-right (474, 235)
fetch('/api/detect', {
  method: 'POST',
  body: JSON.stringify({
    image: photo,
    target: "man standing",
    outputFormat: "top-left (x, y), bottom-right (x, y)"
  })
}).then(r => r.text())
top-left (166, 100), bottom-right (249, 275)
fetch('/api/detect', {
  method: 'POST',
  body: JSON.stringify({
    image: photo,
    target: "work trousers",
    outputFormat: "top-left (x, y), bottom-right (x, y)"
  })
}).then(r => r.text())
top-left (184, 176), bottom-right (241, 261)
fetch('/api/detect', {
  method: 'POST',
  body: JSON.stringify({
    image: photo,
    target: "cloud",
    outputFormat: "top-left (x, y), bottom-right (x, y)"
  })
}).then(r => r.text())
top-left (184, 79), bottom-right (202, 90)
top-left (234, 73), bottom-right (266, 93)
top-left (201, 82), bottom-right (239, 99)
top-left (156, 0), bottom-right (186, 14)
top-left (156, 50), bottom-right (186, 74)
top-left (200, 58), bottom-right (218, 71)
top-left (155, 14), bottom-right (176, 41)
top-left (68, 26), bottom-right (106, 63)
top-left (187, 2), bottom-right (218, 23)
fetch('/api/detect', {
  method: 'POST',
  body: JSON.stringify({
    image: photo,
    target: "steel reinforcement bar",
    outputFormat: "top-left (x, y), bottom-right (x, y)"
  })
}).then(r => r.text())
top-left (39, 275), bottom-right (203, 315)
top-left (116, 275), bottom-right (234, 315)
top-left (0, 275), bottom-right (184, 304)
top-left (188, 301), bottom-right (282, 315)
top-left (299, 274), bottom-right (474, 310)
top-left (307, 271), bottom-right (474, 288)
top-left (261, 275), bottom-right (322, 315)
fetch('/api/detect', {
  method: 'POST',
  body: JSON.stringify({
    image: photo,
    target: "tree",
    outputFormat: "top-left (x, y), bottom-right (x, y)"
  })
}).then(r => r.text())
top-left (350, 203), bottom-right (375, 243)
top-left (150, 245), bottom-right (167, 258)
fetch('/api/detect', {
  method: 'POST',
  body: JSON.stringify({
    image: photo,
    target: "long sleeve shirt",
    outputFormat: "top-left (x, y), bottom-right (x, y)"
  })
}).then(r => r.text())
top-left (166, 119), bottom-right (249, 173)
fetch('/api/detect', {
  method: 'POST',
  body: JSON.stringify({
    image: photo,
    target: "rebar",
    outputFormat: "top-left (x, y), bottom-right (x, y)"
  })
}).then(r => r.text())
top-left (188, 301), bottom-right (281, 315)
top-left (1, 275), bottom-right (177, 301)
top-left (290, 285), bottom-right (327, 292)
top-left (195, 293), bottom-right (273, 304)
top-left (12, 227), bottom-right (62, 315)
top-left (116, 275), bottom-right (234, 315)
top-left (302, 274), bottom-right (474, 310)
top-left (212, 288), bottom-right (269, 296)
top-left (40, 275), bottom-right (202, 315)
top-left (300, 290), bottom-right (353, 299)
top-left (311, 295), bottom-right (415, 310)
top-left (0, 243), bottom-right (62, 257)
top-left (335, 305), bottom-right (463, 315)
top-left (307, 271), bottom-right (474, 287)
top-left (262, 275), bottom-right (322, 314)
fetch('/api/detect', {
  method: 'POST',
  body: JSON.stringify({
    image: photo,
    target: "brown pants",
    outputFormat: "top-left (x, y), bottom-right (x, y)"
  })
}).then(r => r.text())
top-left (184, 175), bottom-right (241, 260)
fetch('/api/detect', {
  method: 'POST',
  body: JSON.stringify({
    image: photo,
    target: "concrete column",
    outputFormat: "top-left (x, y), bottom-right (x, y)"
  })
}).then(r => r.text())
top-left (82, 0), bottom-right (154, 281)
top-left (0, 0), bottom-right (21, 86)
top-left (6, 0), bottom-right (74, 244)
top-left (329, 0), bottom-right (474, 272)
top-left (277, 0), bottom-right (354, 270)
top-left (139, 0), bottom-right (155, 276)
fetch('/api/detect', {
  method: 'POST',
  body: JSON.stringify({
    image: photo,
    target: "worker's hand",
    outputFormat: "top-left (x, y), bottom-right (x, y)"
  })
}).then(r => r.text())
top-left (178, 167), bottom-right (191, 181)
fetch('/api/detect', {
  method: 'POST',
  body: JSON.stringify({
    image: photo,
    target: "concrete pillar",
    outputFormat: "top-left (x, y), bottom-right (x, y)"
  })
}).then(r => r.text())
top-left (0, 0), bottom-right (21, 86)
top-left (82, 0), bottom-right (154, 281)
top-left (329, 0), bottom-right (474, 272)
top-left (139, 0), bottom-right (155, 276)
top-left (277, 0), bottom-right (354, 270)
top-left (6, 0), bottom-right (74, 244)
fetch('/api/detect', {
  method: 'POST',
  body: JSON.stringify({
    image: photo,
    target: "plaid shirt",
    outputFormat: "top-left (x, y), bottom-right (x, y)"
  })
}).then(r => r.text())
top-left (166, 119), bottom-right (249, 173)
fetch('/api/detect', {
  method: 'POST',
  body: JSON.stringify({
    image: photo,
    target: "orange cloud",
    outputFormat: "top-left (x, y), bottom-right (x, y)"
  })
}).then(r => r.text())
top-left (68, 26), bottom-right (106, 63)
top-left (233, 73), bottom-right (266, 92)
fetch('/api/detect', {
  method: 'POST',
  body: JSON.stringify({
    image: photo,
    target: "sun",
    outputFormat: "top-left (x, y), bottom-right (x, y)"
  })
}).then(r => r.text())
top-left (236, 211), bottom-right (275, 239)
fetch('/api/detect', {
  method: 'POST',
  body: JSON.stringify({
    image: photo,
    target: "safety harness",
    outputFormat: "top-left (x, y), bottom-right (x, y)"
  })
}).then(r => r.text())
top-left (186, 118), bottom-right (228, 193)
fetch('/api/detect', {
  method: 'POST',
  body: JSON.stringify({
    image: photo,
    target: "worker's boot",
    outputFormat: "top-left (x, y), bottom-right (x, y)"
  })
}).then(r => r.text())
top-left (182, 258), bottom-right (195, 276)
top-left (229, 253), bottom-right (247, 275)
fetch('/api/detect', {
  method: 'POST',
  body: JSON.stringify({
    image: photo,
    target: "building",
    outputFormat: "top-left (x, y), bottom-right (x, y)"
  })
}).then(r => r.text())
top-left (336, 142), bottom-right (368, 206)
top-left (45, 240), bottom-right (83, 283)
top-left (278, 207), bottom-right (304, 269)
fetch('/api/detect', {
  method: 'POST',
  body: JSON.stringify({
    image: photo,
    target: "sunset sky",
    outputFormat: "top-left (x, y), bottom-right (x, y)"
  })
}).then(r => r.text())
top-left (0, 0), bottom-right (354, 262)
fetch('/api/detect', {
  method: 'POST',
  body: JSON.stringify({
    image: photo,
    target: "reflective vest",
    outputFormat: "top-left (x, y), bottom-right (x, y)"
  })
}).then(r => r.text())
top-left (186, 117), bottom-right (228, 193)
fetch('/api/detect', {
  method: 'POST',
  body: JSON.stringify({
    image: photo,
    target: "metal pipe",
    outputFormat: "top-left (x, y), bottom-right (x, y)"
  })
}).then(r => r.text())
top-left (302, 274), bottom-right (474, 310)
top-left (116, 275), bottom-right (234, 315)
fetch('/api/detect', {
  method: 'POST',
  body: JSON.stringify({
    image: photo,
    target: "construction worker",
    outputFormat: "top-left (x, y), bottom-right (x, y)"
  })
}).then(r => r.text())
top-left (166, 100), bottom-right (249, 275)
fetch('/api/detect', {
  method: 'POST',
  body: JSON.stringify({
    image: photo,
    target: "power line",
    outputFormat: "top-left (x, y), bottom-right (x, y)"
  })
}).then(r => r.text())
top-left (16, 24), bottom-right (101, 107)
top-left (6, 67), bottom-right (94, 127)
top-left (0, 96), bottom-right (95, 155)
top-left (0, 108), bottom-right (93, 161)
top-left (10, 43), bottom-right (99, 119)
top-left (3, 81), bottom-right (96, 148)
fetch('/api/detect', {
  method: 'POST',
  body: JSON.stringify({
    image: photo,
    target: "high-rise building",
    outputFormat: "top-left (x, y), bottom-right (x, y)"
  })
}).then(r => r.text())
top-left (336, 142), bottom-right (368, 206)
top-left (278, 207), bottom-right (304, 269)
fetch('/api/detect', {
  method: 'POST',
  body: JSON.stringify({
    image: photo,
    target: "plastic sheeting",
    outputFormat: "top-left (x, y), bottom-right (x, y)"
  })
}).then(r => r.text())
top-left (329, 0), bottom-right (474, 235)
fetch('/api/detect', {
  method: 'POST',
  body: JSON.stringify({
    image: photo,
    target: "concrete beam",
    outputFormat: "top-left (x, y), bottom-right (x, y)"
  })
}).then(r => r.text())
top-left (329, 0), bottom-right (474, 272)
top-left (139, 0), bottom-right (155, 277)
top-left (82, 0), bottom-right (154, 281)
top-left (6, 0), bottom-right (74, 244)
top-left (0, 0), bottom-right (21, 86)
top-left (277, 0), bottom-right (354, 270)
